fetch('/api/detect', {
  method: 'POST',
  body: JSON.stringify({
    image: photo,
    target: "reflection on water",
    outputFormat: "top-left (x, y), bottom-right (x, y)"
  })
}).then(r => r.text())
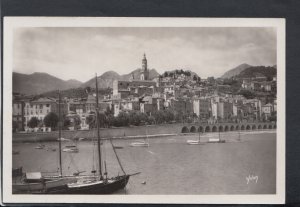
top-left (13, 131), bottom-right (276, 194)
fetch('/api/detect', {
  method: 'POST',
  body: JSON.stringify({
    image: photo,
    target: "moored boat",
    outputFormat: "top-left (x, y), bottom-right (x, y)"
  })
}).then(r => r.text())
top-left (187, 129), bottom-right (204, 145)
top-left (130, 141), bottom-right (149, 147)
top-left (62, 145), bottom-right (79, 153)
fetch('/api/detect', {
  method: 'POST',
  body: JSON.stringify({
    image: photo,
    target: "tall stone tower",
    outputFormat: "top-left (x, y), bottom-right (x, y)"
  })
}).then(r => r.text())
top-left (140, 53), bottom-right (149, 80)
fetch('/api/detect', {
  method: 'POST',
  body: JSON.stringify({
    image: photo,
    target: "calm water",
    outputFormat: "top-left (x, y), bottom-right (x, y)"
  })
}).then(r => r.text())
top-left (13, 130), bottom-right (276, 194)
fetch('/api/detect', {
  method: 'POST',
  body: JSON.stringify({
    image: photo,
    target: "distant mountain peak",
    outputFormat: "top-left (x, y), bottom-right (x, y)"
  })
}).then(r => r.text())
top-left (221, 63), bottom-right (252, 79)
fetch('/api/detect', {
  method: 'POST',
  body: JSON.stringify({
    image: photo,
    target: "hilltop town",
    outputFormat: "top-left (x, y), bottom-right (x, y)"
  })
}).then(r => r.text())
top-left (12, 54), bottom-right (277, 133)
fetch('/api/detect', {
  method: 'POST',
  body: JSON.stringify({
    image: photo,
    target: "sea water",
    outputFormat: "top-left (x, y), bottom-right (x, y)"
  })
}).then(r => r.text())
top-left (12, 130), bottom-right (276, 194)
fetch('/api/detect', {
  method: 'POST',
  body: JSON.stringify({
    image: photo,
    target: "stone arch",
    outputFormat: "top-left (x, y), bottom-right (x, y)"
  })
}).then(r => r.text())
top-left (235, 125), bottom-right (240, 130)
top-left (241, 125), bottom-right (245, 130)
top-left (205, 126), bottom-right (210, 132)
top-left (224, 125), bottom-right (229, 132)
top-left (269, 125), bottom-right (273, 129)
top-left (190, 126), bottom-right (197, 133)
top-left (252, 125), bottom-right (256, 130)
top-left (246, 125), bottom-right (251, 130)
top-left (263, 124), bottom-right (267, 129)
top-left (198, 126), bottom-right (204, 133)
top-left (258, 125), bottom-right (262, 129)
top-left (212, 126), bottom-right (217, 132)
top-left (182, 126), bottom-right (189, 133)
top-left (219, 125), bottom-right (223, 132)
top-left (230, 125), bottom-right (235, 131)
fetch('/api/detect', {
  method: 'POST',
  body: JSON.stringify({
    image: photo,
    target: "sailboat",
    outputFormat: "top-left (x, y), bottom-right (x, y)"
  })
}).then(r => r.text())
top-left (208, 127), bottom-right (226, 143)
top-left (45, 74), bottom-right (137, 194)
top-left (130, 126), bottom-right (149, 147)
top-left (13, 92), bottom-right (77, 194)
top-left (187, 128), bottom-right (204, 145)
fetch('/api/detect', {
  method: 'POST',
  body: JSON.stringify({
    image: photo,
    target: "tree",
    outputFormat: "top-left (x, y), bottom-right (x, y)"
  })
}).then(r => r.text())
top-left (163, 109), bottom-right (175, 123)
top-left (148, 116), bottom-right (156, 125)
top-left (269, 111), bottom-right (277, 122)
top-left (106, 114), bottom-right (115, 127)
top-left (28, 117), bottom-right (40, 128)
top-left (63, 118), bottom-right (71, 128)
top-left (153, 110), bottom-right (165, 124)
top-left (86, 112), bottom-right (96, 129)
top-left (44, 112), bottom-right (59, 129)
top-left (97, 112), bottom-right (107, 128)
top-left (238, 89), bottom-right (256, 99)
top-left (117, 112), bottom-right (130, 126)
top-left (193, 75), bottom-right (198, 81)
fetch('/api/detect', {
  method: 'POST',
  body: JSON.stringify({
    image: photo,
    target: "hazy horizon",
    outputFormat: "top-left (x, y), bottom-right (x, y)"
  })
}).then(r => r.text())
top-left (13, 27), bottom-right (276, 82)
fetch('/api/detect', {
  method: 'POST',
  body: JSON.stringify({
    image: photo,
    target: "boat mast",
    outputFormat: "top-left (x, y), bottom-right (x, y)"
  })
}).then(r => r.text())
top-left (95, 74), bottom-right (103, 180)
top-left (198, 126), bottom-right (201, 142)
top-left (58, 91), bottom-right (63, 176)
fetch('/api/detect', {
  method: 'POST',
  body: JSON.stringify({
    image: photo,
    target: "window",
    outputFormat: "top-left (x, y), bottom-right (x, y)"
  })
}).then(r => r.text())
top-left (40, 104), bottom-right (43, 109)
top-left (46, 104), bottom-right (50, 107)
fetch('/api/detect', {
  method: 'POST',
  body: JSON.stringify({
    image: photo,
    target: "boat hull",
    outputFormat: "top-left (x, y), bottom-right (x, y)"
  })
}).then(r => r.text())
top-left (13, 178), bottom-right (77, 194)
top-left (130, 142), bottom-right (149, 147)
top-left (187, 140), bottom-right (204, 145)
top-left (47, 175), bottom-right (130, 194)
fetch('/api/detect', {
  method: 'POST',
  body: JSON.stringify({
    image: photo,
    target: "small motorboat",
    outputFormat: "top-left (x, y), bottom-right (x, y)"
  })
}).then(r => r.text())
top-left (62, 145), bottom-right (79, 153)
top-left (35, 144), bottom-right (45, 149)
top-left (57, 137), bottom-right (71, 142)
top-left (208, 138), bottom-right (226, 143)
top-left (187, 140), bottom-right (205, 145)
top-left (130, 141), bottom-right (149, 147)
top-left (187, 131), bottom-right (204, 145)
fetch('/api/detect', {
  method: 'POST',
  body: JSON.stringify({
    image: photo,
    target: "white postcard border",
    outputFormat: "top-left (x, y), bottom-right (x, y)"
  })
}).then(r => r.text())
top-left (3, 17), bottom-right (285, 204)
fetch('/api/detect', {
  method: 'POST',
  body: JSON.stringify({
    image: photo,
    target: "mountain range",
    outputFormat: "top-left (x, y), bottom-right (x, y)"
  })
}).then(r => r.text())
top-left (13, 68), bottom-right (160, 95)
top-left (13, 72), bottom-right (83, 95)
top-left (13, 63), bottom-right (276, 95)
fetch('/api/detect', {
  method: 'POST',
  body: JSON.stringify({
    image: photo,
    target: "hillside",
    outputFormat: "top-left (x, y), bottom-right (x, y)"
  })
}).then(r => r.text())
top-left (13, 72), bottom-right (82, 95)
top-left (80, 71), bottom-right (124, 88)
top-left (237, 66), bottom-right (277, 80)
top-left (81, 69), bottom-right (160, 88)
top-left (221, 63), bottom-right (252, 79)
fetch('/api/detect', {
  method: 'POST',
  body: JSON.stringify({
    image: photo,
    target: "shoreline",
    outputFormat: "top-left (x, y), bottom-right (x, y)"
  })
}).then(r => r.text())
top-left (12, 129), bottom-right (276, 143)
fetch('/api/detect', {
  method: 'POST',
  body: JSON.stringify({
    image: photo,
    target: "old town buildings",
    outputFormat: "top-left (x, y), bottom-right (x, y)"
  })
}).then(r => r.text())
top-left (12, 54), bottom-right (277, 132)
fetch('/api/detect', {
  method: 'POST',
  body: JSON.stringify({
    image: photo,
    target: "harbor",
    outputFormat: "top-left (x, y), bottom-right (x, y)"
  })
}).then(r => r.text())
top-left (13, 130), bottom-right (276, 194)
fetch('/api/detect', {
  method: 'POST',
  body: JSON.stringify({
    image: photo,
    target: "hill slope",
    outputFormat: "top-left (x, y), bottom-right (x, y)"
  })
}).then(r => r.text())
top-left (13, 72), bottom-right (82, 95)
top-left (237, 66), bottom-right (277, 80)
top-left (221, 63), bottom-right (252, 79)
top-left (81, 69), bottom-right (160, 88)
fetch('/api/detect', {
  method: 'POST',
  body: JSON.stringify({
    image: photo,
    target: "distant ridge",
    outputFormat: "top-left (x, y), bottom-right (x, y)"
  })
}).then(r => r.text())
top-left (81, 68), bottom-right (160, 88)
top-left (221, 63), bottom-right (252, 79)
top-left (236, 66), bottom-right (276, 80)
top-left (13, 72), bottom-right (82, 95)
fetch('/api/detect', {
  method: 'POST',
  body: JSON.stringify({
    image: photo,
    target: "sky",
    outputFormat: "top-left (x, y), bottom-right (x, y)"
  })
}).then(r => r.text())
top-left (13, 27), bottom-right (276, 82)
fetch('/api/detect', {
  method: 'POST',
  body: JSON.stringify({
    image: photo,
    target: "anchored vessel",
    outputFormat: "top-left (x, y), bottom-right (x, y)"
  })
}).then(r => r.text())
top-left (130, 126), bottom-right (149, 147)
top-left (187, 128), bottom-right (205, 145)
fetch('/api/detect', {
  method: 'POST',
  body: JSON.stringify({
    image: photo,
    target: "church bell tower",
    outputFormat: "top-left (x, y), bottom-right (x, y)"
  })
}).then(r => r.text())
top-left (141, 53), bottom-right (149, 80)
